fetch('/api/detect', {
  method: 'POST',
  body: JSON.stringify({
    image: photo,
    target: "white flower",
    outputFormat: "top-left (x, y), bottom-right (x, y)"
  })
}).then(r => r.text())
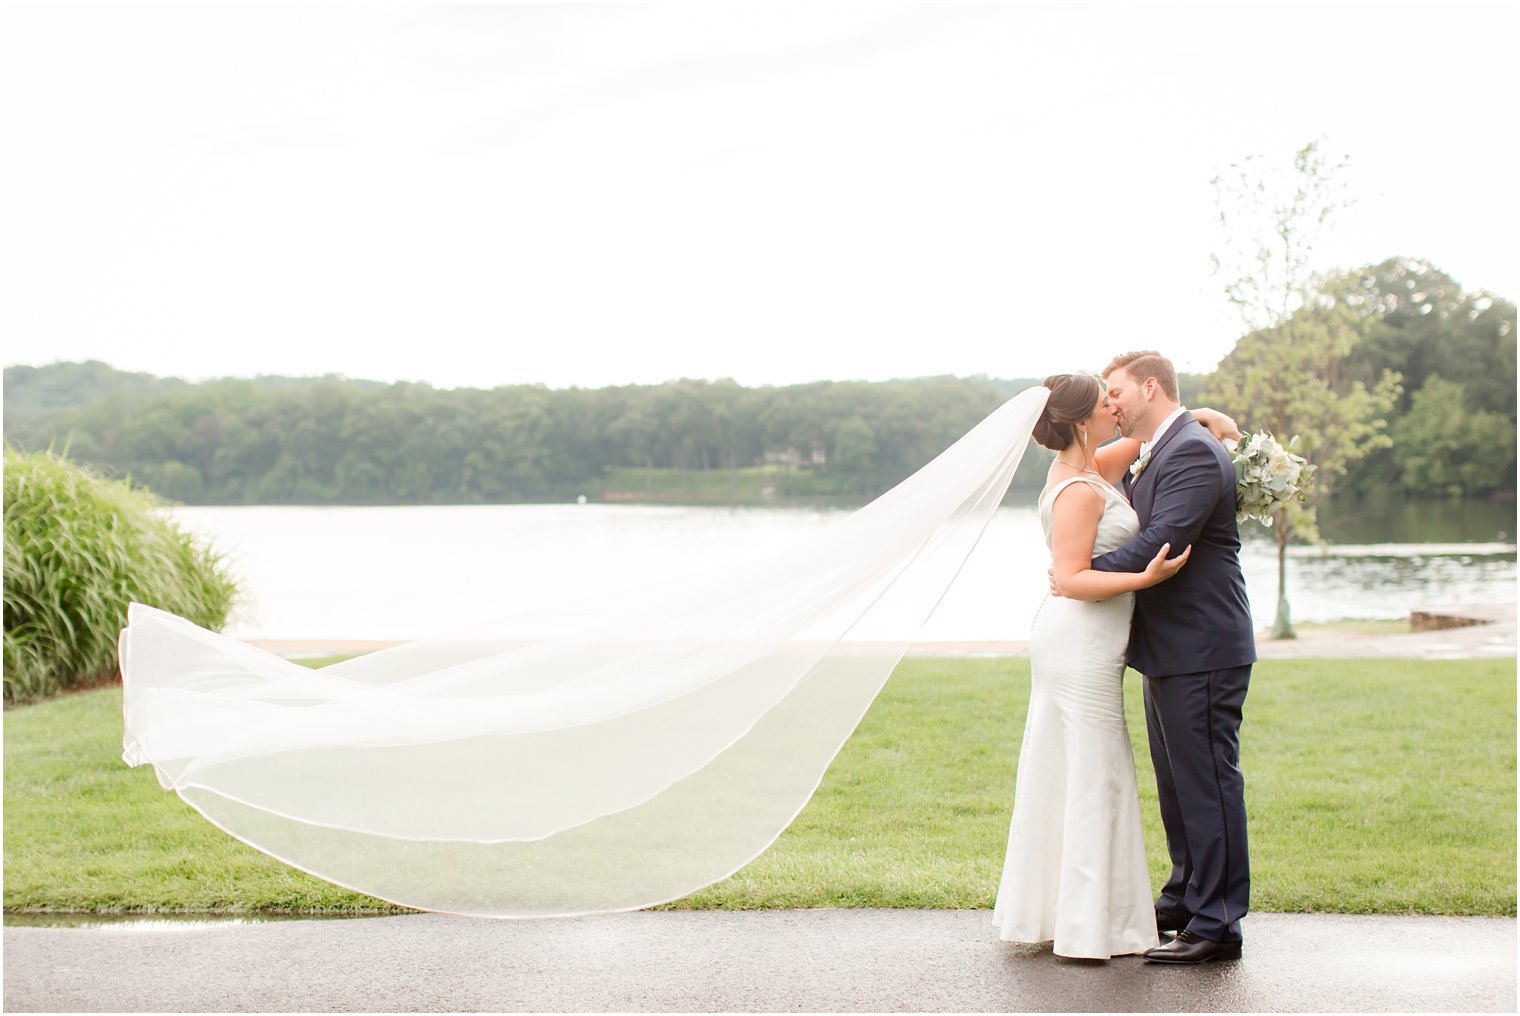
top-left (1129, 451), bottom-right (1151, 479)
top-left (1229, 430), bottom-right (1315, 525)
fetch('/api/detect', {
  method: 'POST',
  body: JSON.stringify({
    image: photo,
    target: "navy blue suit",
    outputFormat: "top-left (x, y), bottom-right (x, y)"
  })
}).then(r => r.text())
top-left (1092, 412), bottom-right (1255, 943)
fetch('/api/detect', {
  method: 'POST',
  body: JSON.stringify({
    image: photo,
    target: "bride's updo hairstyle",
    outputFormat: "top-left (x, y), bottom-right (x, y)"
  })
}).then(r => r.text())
top-left (1033, 374), bottom-right (1102, 451)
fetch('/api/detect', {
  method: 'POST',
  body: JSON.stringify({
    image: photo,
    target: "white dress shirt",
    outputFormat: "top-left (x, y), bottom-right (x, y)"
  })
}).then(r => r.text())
top-left (1141, 405), bottom-right (1190, 457)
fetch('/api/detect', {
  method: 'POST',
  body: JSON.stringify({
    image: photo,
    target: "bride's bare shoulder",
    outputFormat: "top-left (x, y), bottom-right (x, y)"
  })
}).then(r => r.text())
top-left (1042, 473), bottom-right (1106, 515)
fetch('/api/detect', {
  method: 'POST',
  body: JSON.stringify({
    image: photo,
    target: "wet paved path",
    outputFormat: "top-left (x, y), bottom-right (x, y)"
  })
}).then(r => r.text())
top-left (5, 910), bottom-right (1515, 1012)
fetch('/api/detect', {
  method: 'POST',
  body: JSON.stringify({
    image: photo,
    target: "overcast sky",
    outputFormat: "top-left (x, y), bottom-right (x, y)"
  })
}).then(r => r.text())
top-left (2, 1), bottom-right (1516, 390)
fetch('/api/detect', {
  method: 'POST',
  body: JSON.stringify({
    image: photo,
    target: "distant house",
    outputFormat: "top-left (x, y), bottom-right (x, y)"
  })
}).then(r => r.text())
top-left (764, 447), bottom-right (802, 467)
top-left (763, 445), bottom-right (827, 469)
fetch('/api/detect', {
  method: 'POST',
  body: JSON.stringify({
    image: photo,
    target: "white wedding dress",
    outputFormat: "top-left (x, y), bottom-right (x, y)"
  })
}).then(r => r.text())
top-left (991, 475), bottom-right (1159, 959)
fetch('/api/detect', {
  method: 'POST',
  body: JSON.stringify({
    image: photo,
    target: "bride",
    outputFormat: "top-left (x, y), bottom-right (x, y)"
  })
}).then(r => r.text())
top-left (992, 373), bottom-right (1231, 959)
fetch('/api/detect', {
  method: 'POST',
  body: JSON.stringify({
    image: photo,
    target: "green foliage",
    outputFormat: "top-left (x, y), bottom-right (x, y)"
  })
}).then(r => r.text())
top-left (1391, 376), bottom-right (1518, 497)
top-left (1207, 140), bottom-right (1409, 523)
top-left (829, 416), bottom-right (878, 475)
top-left (2, 360), bottom-right (190, 420)
top-left (13, 341), bottom-right (1512, 508)
top-left (1336, 258), bottom-right (1517, 419)
top-left (4, 658), bottom-right (1513, 915)
top-left (1208, 139), bottom-right (1397, 636)
top-left (1204, 301), bottom-right (1403, 542)
top-left (5, 365), bottom-right (1053, 505)
top-left (2, 448), bottom-right (237, 703)
top-left (1330, 257), bottom-right (1518, 496)
top-left (1, 361), bottom-right (391, 453)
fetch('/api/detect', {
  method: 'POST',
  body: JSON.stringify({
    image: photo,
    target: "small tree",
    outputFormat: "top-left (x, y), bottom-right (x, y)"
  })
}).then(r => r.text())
top-left (1203, 304), bottom-right (1401, 637)
top-left (1207, 139), bottom-right (1398, 638)
top-left (1211, 139), bottom-right (1354, 332)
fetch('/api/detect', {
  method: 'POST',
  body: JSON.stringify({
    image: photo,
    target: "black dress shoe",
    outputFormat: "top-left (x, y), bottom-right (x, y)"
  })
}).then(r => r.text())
top-left (1154, 908), bottom-right (1190, 934)
top-left (1142, 929), bottom-right (1242, 964)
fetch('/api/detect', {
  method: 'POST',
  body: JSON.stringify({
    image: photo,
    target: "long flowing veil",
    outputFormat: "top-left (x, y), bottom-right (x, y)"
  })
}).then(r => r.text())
top-left (119, 385), bottom-right (1051, 917)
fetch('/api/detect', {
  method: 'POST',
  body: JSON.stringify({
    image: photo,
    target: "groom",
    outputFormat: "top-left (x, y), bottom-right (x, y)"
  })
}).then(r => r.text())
top-left (1092, 351), bottom-right (1255, 964)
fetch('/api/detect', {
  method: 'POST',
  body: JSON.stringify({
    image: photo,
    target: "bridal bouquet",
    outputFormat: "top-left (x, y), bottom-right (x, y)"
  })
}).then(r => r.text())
top-left (1226, 430), bottom-right (1315, 525)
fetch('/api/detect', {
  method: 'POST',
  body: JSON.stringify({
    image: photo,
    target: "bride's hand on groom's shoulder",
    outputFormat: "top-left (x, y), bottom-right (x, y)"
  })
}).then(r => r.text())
top-left (1194, 408), bottom-right (1242, 442)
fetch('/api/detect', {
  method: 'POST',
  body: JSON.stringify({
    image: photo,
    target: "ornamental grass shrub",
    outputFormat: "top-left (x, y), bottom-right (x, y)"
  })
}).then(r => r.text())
top-left (3, 448), bottom-right (237, 704)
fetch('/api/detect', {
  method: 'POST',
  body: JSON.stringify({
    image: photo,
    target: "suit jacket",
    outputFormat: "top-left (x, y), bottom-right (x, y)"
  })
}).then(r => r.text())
top-left (1091, 413), bottom-right (1256, 677)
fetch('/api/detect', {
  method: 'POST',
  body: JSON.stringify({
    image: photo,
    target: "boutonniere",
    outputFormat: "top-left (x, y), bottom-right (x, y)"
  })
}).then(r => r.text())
top-left (1129, 451), bottom-right (1151, 480)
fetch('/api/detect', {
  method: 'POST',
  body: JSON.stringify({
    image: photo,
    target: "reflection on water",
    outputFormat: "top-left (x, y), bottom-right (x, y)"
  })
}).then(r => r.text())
top-left (1313, 493), bottom-right (1514, 545)
top-left (1286, 543), bottom-right (1515, 557)
top-left (167, 503), bottom-right (1517, 643)
top-left (1244, 546), bottom-right (1515, 624)
top-left (1236, 493), bottom-right (1516, 629)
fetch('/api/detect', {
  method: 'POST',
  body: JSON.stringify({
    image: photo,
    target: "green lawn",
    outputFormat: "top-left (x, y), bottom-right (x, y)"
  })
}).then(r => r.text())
top-left (3, 658), bottom-right (1514, 916)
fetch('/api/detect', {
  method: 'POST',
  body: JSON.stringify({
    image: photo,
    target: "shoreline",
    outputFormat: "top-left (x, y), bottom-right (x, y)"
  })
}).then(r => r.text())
top-left (249, 604), bottom-right (1516, 662)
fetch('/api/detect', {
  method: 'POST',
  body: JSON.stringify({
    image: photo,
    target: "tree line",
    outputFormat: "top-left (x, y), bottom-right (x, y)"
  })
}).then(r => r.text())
top-left (4, 258), bottom-right (1512, 507)
top-left (1204, 256), bottom-right (1515, 504)
top-left (4, 368), bottom-right (1054, 504)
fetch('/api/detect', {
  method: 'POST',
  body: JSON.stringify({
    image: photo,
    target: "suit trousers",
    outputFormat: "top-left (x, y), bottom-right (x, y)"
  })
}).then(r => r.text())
top-left (1143, 664), bottom-right (1251, 943)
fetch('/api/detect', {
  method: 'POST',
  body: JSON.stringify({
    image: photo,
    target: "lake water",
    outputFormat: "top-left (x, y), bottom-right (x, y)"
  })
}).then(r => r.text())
top-left (168, 502), bottom-right (1518, 643)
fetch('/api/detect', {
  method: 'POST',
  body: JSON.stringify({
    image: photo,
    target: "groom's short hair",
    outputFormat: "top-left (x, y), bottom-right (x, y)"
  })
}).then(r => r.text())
top-left (1103, 351), bottom-right (1179, 402)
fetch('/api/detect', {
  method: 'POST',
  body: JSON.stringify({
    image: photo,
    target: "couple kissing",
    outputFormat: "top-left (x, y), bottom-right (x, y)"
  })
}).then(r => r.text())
top-left (993, 350), bottom-right (1254, 964)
